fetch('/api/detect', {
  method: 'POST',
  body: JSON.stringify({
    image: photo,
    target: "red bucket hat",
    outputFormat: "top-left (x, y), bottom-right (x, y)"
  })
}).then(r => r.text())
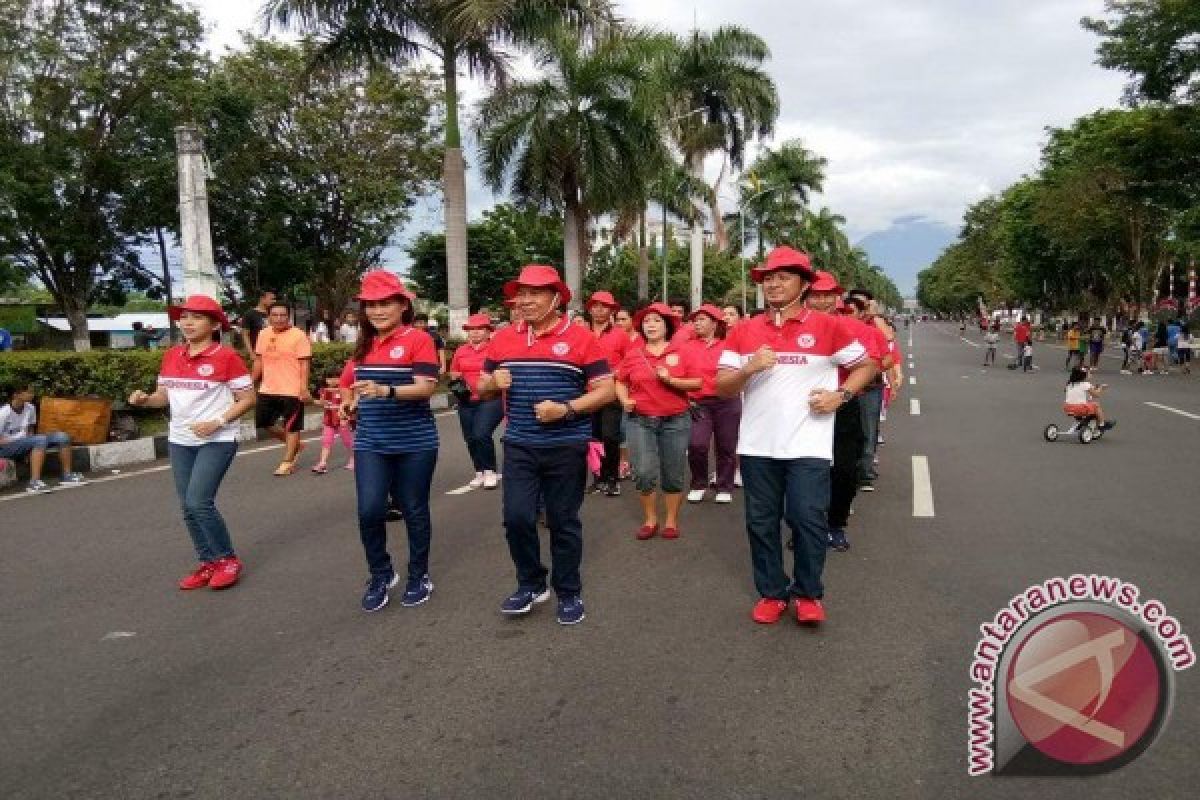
top-left (357, 270), bottom-right (415, 303)
top-left (503, 264), bottom-right (571, 306)
top-left (688, 303), bottom-right (725, 324)
top-left (587, 290), bottom-right (620, 311)
top-left (750, 246), bottom-right (816, 283)
top-left (808, 270), bottom-right (843, 294)
top-left (168, 295), bottom-right (230, 331)
top-left (463, 313), bottom-right (494, 330)
top-left (633, 302), bottom-right (681, 334)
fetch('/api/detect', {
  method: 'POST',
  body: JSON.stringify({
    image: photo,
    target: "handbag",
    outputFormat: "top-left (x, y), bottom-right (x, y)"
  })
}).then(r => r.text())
top-left (447, 376), bottom-right (473, 404)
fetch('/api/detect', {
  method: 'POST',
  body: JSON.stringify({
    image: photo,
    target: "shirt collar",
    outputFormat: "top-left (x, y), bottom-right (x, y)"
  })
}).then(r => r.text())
top-left (373, 326), bottom-right (411, 348)
top-left (182, 342), bottom-right (221, 360)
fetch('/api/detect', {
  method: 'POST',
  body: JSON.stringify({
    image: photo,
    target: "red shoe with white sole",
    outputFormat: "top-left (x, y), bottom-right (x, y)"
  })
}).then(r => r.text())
top-left (208, 556), bottom-right (243, 590)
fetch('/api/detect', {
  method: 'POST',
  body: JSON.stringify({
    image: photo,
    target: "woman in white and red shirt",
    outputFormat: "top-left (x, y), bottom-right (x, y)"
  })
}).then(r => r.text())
top-left (128, 295), bottom-right (256, 591)
top-left (616, 303), bottom-right (701, 540)
top-left (684, 304), bottom-right (741, 504)
top-left (449, 313), bottom-right (503, 489)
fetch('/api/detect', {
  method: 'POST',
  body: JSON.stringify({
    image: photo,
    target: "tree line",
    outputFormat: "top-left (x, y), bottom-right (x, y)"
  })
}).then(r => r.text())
top-left (918, 0), bottom-right (1200, 323)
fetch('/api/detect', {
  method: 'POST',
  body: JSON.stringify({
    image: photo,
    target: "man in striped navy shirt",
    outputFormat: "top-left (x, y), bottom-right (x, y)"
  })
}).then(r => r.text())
top-left (478, 265), bottom-right (615, 625)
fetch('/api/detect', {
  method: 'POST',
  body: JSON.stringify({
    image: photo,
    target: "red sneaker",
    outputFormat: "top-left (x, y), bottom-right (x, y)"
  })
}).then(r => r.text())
top-left (179, 562), bottom-right (216, 590)
top-left (795, 597), bottom-right (826, 624)
top-left (208, 556), bottom-right (243, 590)
top-left (636, 524), bottom-right (658, 540)
top-left (751, 598), bottom-right (788, 624)
top-left (661, 526), bottom-right (679, 540)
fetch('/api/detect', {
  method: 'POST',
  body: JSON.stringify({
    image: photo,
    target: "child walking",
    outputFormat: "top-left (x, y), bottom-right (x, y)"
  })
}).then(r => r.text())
top-left (983, 325), bottom-right (998, 366)
top-left (313, 371), bottom-right (354, 474)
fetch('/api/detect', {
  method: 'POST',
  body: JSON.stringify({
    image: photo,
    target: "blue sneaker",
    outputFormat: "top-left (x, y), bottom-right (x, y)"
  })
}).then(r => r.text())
top-left (828, 528), bottom-right (850, 552)
top-left (500, 587), bottom-right (550, 615)
top-left (401, 574), bottom-right (434, 607)
top-left (361, 572), bottom-right (398, 613)
top-left (556, 594), bottom-right (586, 625)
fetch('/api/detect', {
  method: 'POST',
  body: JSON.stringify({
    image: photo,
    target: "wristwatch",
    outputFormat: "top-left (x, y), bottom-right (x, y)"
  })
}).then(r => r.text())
top-left (387, 384), bottom-right (397, 400)
top-left (562, 402), bottom-right (579, 422)
top-left (838, 388), bottom-right (854, 402)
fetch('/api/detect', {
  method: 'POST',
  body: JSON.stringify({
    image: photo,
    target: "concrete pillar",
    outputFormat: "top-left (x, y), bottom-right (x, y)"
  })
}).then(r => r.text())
top-left (174, 126), bottom-right (220, 298)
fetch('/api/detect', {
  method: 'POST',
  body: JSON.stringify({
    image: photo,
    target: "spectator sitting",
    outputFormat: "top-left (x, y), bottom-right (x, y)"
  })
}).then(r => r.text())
top-left (132, 321), bottom-right (165, 350)
top-left (0, 383), bottom-right (87, 493)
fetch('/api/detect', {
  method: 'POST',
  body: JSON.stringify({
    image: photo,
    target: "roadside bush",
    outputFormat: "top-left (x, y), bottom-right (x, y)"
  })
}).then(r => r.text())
top-left (0, 350), bottom-right (166, 403)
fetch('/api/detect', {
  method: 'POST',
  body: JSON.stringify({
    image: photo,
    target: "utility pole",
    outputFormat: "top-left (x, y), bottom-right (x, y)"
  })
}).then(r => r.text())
top-left (174, 126), bottom-right (220, 298)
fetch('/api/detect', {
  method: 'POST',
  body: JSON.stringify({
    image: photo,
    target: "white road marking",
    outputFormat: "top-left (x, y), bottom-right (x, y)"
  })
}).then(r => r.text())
top-left (960, 337), bottom-right (981, 348)
top-left (101, 631), bottom-right (137, 641)
top-left (912, 455), bottom-right (935, 518)
top-left (1145, 401), bottom-right (1200, 421)
top-left (909, 376), bottom-right (916, 385)
top-left (910, 398), bottom-right (921, 415)
top-left (445, 484), bottom-right (476, 495)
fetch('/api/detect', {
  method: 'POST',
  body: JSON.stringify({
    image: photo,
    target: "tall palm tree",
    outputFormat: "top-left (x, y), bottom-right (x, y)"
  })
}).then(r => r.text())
top-left (726, 139), bottom-right (826, 260)
top-left (658, 26), bottom-right (779, 308)
top-left (262, 0), bottom-right (614, 332)
top-left (475, 26), bottom-right (662, 306)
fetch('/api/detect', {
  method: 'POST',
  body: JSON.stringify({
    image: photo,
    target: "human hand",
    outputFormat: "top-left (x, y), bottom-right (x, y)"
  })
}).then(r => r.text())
top-left (352, 380), bottom-right (388, 399)
top-left (492, 368), bottom-right (513, 390)
top-left (621, 397), bottom-right (636, 413)
top-left (534, 400), bottom-right (567, 423)
top-left (339, 402), bottom-right (357, 423)
top-left (655, 366), bottom-right (672, 384)
top-left (128, 390), bottom-right (149, 407)
top-left (807, 389), bottom-right (843, 415)
top-left (189, 418), bottom-right (223, 438)
top-left (299, 388), bottom-right (313, 403)
top-left (747, 346), bottom-right (777, 374)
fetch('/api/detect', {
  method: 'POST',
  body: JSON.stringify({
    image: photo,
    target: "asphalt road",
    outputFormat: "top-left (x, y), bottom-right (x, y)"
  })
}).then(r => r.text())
top-left (2, 321), bottom-right (1197, 799)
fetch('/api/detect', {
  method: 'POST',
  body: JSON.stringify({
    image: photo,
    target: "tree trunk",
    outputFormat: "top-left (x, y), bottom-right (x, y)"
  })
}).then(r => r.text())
top-left (709, 156), bottom-right (729, 251)
top-left (637, 210), bottom-right (649, 302)
top-left (442, 44), bottom-right (469, 340)
top-left (67, 306), bottom-right (90, 352)
top-left (563, 193), bottom-right (583, 310)
top-left (688, 151), bottom-right (706, 310)
top-left (156, 226), bottom-right (177, 340)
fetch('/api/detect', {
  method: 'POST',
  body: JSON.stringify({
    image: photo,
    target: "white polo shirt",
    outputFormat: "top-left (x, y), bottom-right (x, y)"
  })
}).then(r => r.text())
top-left (0, 402), bottom-right (36, 441)
top-left (719, 309), bottom-right (867, 460)
top-left (158, 343), bottom-right (253, 446)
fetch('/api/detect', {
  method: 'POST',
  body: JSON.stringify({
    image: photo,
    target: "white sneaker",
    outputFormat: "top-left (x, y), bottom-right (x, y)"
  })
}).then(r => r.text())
top-left (687, 489), bottom-right (706, 503)
top-left (59, 472), bottom-right (88, 487)
top-left (715, 492), bottom-right (733, 504)
top-left (468, 472), bottom-right (484, 489)
top-left (734, 469), bottom-right (743, 488)
top-left (482, 470), bottom-right (498, 489)
top-left (25, 479), bottom-right (50, 494)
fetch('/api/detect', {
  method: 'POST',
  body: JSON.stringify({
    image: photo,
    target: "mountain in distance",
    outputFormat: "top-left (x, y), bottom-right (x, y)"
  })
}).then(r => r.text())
top-left (856, 215), bottom-right (956, 297)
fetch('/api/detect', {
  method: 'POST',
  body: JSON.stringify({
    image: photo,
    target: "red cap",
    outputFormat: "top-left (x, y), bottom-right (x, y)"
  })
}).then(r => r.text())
top-left (503, 264), bottom-right (571, 306)
top-left (357, 270), bottom-right (416, 303)
top-left (633, 302), bottom-right (681, 333)
top-left (463, 313), bottom-right (494, 330)
top-left (169, 295), bottom-right (230, 331)
top-left (689, 303), bottom-right (725, 324)
top-left (808, 270), bottom-right (842, 294)
top-left (587, 290), bottom-right (620, 311)
top-left (750, 246), bottom-right (816, 283)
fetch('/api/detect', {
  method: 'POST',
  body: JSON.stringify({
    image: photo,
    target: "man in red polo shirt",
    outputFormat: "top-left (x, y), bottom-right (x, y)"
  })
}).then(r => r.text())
top-left (717, 247), bottom-right (877, 626)
top-left (478, 265), bottom-right (615, 626)
top-left (586, 290), bottom-right (628, 496)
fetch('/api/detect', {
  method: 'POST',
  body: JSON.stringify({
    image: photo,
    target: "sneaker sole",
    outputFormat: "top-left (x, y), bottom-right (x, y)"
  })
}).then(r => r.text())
top-left (501, 589), bottom-right (551, 615)
top-left (557, 612), bottom-right (586, 626)
top-left (400, 582), bottom-right (434, 607)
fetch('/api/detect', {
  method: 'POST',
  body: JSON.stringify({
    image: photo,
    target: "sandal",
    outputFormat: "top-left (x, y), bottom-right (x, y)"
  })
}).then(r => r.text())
top-left (274, 461), bottom-right (297, 476)
top-left (311, 464), bottom-right (328, 474)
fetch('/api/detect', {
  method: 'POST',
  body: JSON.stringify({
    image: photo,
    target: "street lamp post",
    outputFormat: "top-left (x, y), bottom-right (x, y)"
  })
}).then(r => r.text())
top-left (727, 186), bottom-right (783, 313)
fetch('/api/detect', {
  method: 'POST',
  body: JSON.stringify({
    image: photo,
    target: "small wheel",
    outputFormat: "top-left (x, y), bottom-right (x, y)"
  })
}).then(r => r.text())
top-left (1079, 427), bottom-right (1094, 444)
top-left (1043, 424), bottom-right (1059, 442)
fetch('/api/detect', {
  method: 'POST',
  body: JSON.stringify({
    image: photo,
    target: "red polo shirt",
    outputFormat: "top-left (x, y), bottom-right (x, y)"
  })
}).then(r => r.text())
top-left (450, 340), bottom-right (490, 401)
top-left (592, 323), bottom-right (630, 370)
top-left (839, 317), bottom-right (886, 385)
top-left (617, 340), bottom-right (696, 417)
top-left (684, 335), bottom-right (725, 400)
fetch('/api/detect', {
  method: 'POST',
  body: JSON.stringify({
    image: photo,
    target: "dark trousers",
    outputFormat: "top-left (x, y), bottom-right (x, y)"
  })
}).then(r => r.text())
top-left (857, 386), bottom-right (883, 482)
top-left (355, 449), bottom-right (437, 579)
top-left (502, 441), bottom-right (588, 595)
top-left (688, 396), bottom-right (741, 491)
top-left (740, 455), bottom-right (831, 600)
top-left (592, 402), bottom-right (623, 483)
top-left (829, 397), bottom-right (864, 529)
top-left (457, 398), bottom-right (504, 472)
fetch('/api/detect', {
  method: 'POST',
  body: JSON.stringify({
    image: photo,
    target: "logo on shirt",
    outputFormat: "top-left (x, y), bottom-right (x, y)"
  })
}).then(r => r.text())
top-left (389, 346), bottom-right (406, 359)
top-left (665, 353), bottom-right (680, 367)
top-left (196, 364), bottom-right (214, 377)
top-left (797, 334), bottom-right (816, 348)
top-left (552, 342), bottom-right (570, 356)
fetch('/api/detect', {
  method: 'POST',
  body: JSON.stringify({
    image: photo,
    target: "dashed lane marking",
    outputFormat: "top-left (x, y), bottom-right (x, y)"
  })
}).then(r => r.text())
top-left (910, 398), bottom-right (921, 415)
top-left (912, 456), bottom-right (935, 518)
top-left (1145, 402), bottom-right (1200, 421)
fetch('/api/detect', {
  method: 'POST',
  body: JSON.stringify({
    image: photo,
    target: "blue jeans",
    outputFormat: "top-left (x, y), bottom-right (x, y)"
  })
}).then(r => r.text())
top-left (457, 398), bottom-right (503, 472)
top-left (857, 385), bottom-right (883, 482)
top-left (627, 412), bottom-right (691, 494)
top-left (0, 431), bottom-right (70, 459)
top-left (169, 441), bottom-right (238, 562)
top-left (740, 455), bottom-right (831, 600)
top-left (502, 441), bottom-right (587, 595)
top-left (354, 449), bottom-right (437, 579)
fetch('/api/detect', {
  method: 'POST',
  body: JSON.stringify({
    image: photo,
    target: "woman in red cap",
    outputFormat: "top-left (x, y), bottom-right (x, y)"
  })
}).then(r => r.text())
top-left (616, 302), bottom-right (701, 540)
top-left (684, 303), bottom-right (741, 504)
top-left (342, 270), bottom-right (441, 613)
top-left (586, 290), bottom-right (629, 496)
top-left (449, 312), bottom-right (502, 489)
top-left (127, 295), bottom-right (257, 590)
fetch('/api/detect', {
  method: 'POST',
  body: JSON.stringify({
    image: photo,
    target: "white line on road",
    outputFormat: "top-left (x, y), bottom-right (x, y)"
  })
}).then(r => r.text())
top-left (910, 398), bottom-right (921, 415)
top-left (445, 485), bottom-right (476, 495)
top-left (1144, 401), bottom-right (1200, 421)
top-left (912, 456), bottom-right (935, 518)
top-left (960, 337), bottom-right (981, 348)
top-left (909, 376), bottom-right (916, 385)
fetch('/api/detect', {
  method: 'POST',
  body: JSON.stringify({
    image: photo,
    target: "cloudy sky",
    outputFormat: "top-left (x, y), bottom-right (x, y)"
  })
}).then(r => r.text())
top-left (190, 0), bottom-right (1127, 278)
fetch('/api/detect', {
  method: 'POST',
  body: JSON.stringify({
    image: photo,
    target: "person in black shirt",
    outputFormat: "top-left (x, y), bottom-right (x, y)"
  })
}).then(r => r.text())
top-left (413, 312), bottom-right (447, 375)
top-left (1086, 318), bottom-right (1107, 368)
top-left (239, 290), bottom-right (276, 353)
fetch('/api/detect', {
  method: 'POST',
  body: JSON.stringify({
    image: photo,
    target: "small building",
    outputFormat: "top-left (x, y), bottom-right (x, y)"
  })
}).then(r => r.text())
top-left (37, 313), bottom-right (172, 350)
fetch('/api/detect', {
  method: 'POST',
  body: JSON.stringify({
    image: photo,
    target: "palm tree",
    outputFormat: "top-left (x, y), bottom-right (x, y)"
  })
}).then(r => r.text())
top-left (658, 26), bottom-right (779, 308)
top-left (262, 0), bottom-right (614, 332)
top-left (726, 140), bottom-right (826, 261)
top-left (475, 26), bottom-right (662, 306)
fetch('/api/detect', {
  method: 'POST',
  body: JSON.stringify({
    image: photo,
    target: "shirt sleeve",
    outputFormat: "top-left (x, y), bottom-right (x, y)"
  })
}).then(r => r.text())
top-left (718, 325), bottom-right (745, 370)
top-left (339, 360), bottom-right (356, 388)
top-left (831, 316), bottom-right (868, 367)
top-left (295, 331), bottom-right (313, 359)
top-left (223, 348), bottom-right (253, 389)
top-left (579, 332), bottom-right (612, 383)
top-left (28, 404), bottom-right (36, 428)
top-left (410, 332), bottom-right (440, 380)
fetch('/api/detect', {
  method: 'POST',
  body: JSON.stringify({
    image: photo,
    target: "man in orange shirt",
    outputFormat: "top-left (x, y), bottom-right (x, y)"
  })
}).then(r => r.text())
top-left (252, 302), bottom-right (312, 475)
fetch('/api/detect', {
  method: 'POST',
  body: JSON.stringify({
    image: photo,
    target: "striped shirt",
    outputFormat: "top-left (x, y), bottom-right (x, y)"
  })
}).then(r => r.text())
top-left (352, 327), bottom-right (439, 454)
top-left (483, 316), bottom-right (611, 446)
